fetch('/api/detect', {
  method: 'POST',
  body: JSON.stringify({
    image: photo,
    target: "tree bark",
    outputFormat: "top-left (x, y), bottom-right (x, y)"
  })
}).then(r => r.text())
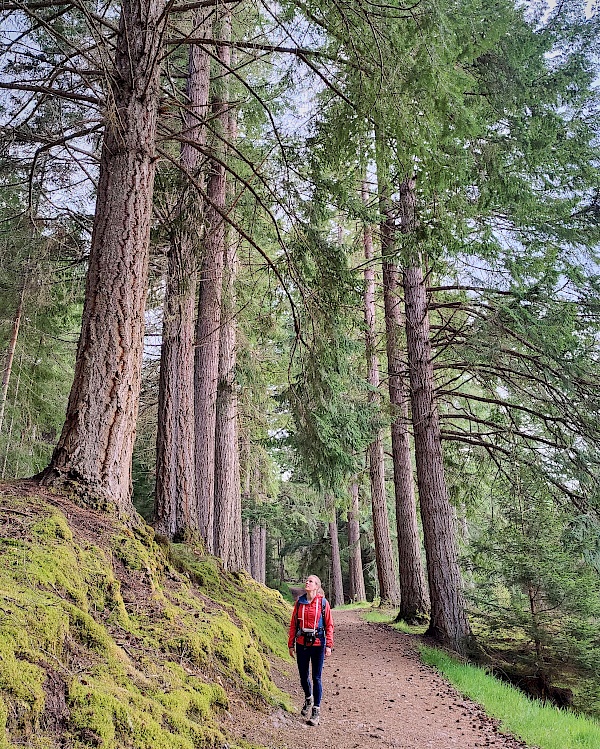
top-left (362, 182), bottom-right (401, 605)
top-left (240, 430), bottom-right (252, 572)
top-left (403, 260), bottom-right (471, 653)
top-left (242, 517), bottom-right (251, 572)
top-left (40, 0), bottom-right (166, 514)
top-left (250, 523), bottom-right (261, 582)
top-left (194, 9), bottom-right (231, 551)
top-left (154, 12), bottom-right (211, 539)
top-left (1, 350), bottom-right (23, 478)
top-left (250, 524), bottom-right (267, 584)
top-left (259, 524), bottom-right (267, 584)
top-left (214, 73), bottom-right (244, 571)
top-left (329, 504), bottom-right (345, 607)
top-left (0, 280), bottom-right (25, 436)
top-left (378, 168), bottom-right (430, 622)
top-left (347, 481), bottom-right (366, 602)
top-left (277, 538), bottom-right (285, 586)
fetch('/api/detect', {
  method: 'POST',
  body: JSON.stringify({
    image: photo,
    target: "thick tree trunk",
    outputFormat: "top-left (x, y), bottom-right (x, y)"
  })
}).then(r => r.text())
top-left (362, 183), bottom-right (401, 605)
top-left (155, 14), bottom-right (211, 539)
top-left (378, 171), bottom-right (429, 622)
top-left (214, 91), bottom-right (244, 571)
top-left (194, 10), bottom-right (231, 551)
top-left (0, 281), bottom-right (25, 436)
top-left (347, 482), bottom-right (366, 602)
top-left (403, 261), bottom-right (471, 653)
top-left (40, 0), bottom-right (166, 514)
top-left (329, 505), bottom-right (345, 607)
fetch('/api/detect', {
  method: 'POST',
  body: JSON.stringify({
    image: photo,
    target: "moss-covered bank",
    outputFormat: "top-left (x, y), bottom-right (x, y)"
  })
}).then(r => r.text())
top-left (0, 482), bottom-right (291, 749)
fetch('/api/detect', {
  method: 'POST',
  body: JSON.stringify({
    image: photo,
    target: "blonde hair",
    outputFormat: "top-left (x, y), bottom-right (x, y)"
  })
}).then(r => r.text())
top-left (308, 574), bottom-right (325, 598)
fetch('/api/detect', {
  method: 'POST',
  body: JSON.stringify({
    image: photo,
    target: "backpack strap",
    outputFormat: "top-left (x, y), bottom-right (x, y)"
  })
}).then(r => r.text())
top-left (296, 596), bottom-right (327, 634)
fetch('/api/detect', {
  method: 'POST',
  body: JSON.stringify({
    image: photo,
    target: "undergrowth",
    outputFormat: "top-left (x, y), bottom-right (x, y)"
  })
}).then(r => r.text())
top-left (0, 487), bottom-right (291, 749)
top-left (335, 601), bottom-right (373, 611)
top-left (360, 608), bottom-right (426, 635)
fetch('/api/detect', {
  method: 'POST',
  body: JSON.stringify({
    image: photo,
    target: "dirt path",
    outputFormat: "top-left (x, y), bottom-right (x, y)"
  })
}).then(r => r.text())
top-left (227, 610), bottom-right (531, 749)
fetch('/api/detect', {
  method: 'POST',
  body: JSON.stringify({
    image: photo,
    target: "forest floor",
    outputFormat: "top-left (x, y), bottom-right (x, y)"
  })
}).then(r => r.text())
top-left (225, 609), bottom-right (533, 749)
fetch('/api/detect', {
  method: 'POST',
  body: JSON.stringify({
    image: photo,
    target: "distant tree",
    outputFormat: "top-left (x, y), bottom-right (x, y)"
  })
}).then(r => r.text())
top-left (361, 183), bottom-right (401, 605)
top-left (376, 142), bottom-right (430, 623)
top-left (154, 11), bottom-right (211, 539)
top-left (347, 481), bottom-right (367, 602)
top-left (194, 5), bottom-right (233, 551)
top-left (214, 93), bottom-right (245, 571)
top-left (0, 272), bottom-right (26, 438)
top-left (327, 498), bottom-right (345, 606)
top-left (0, 203), bottom-right (84, 477)
top-left (468, 461), bottom-right (600, 711)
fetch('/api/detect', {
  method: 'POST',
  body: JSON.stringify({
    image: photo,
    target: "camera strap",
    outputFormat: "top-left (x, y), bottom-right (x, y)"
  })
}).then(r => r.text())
top-left (296, 596), bottom-right (325, 640)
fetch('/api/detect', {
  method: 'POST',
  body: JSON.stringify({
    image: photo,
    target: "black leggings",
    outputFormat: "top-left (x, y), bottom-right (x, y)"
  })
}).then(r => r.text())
top-left (296, 642), bottom-right (326, 706)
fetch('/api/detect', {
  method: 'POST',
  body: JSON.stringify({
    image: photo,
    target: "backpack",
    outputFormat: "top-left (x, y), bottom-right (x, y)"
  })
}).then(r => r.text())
top-left (295, 596), bottom-right (326, 646)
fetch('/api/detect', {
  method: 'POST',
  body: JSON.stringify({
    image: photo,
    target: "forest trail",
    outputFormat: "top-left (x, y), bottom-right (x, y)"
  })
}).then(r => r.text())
top-left (226, 610), bottom-right (531, 749)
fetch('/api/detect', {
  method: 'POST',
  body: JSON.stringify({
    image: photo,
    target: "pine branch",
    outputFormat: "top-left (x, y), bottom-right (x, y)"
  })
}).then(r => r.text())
top-left (156, 145), bottom-right (305, 346)
top-left (440, 431), bottom-right (589, 511)
top-left (0, 82), bottom-right (100, 105)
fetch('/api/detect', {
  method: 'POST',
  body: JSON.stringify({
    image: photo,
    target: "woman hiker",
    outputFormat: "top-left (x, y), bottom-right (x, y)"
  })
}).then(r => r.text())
top-left (288, 574), bottom-right (334, 726)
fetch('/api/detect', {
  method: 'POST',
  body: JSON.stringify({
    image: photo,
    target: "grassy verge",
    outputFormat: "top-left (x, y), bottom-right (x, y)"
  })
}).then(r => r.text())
top-left (420, 645), bottom-right (600, 749)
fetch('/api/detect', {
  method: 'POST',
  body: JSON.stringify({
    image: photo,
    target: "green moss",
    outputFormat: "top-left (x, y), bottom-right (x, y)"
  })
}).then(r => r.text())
top-left (79, 546), bottom-right (131, 626)
top-left (0, 489), bottom-right (294, 748)
top-left (170, 548), bottom-right (221, 589)
top-left (0, 589), bottom-right (72, 732)
top-left (112, 532), bottom-right (156, 574)
top-left (69, 680), bottom-right (117, 744)
top-left (0, 639), bottom-right (45, 714)
top-left (26, 737), bottom-right (57, 749)
top-left (69, 675), bottom-right (226, 749)
top-left (0, 696), bottom-right (7, 737)
top-left (63, 604), bottom-right (122, 665)
top-left (168, 545), bottom-right (290, 661)
top-left (1, 515), bottom-right (86, 608)
top-left (31, 514), bottom-right (73, 543)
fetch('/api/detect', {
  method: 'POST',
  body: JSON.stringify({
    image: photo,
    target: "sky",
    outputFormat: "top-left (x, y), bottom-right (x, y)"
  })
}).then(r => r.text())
top-left (545, 0), bottom-right (598, 19)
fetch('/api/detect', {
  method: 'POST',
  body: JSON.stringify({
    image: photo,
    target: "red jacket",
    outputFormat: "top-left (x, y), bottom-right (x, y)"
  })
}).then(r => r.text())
top-left (288, 594), bottom-right (334, 649)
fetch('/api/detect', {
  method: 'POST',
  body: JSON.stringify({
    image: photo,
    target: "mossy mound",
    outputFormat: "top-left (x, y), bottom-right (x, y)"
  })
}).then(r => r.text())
top-left (0, 482), bottom-right (292, 749)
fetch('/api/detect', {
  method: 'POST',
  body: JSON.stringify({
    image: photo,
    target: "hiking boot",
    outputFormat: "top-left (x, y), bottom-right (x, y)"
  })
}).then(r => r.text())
top-left (307, 706), bottom-right (320, 726)
top-left (300, 695), bottom-right (314, 718)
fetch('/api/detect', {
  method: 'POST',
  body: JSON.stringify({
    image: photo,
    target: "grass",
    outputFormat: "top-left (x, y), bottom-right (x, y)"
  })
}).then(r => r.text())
top-left (335, 600), bottom-right (374, 611)
top-left (272, 581), bottom-right (295, 604)
top-left (420, 645), bottom-right (600, 749)
top-left (360, 608), bottom-right (427, 635)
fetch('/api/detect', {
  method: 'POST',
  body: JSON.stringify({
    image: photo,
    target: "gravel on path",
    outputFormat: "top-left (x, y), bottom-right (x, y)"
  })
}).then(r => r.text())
top-left (225, 609), bottom-right (533, 749)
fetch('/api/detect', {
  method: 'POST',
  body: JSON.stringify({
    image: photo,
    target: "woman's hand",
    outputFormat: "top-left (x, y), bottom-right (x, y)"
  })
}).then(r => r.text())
top-left (289, 646), bottom-right (295, 658)
top-left (325, 646), bottom-right (332, 658)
